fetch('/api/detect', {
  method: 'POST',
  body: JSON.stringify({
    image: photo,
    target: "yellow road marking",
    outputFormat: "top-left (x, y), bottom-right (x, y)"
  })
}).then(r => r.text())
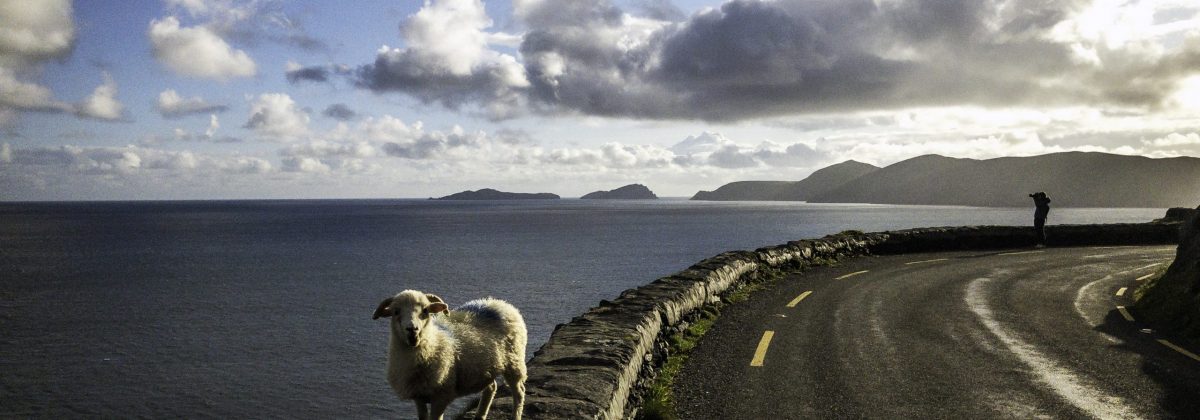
top-left (836, 270), bottom-right (869, 280)
top-left (1136, 273), bottom-right (1155, 282)
top-left (1157, 339), bottom-right (1200, 363)
top-left (786, 291), bottom-right (813, 308)
top-left (1117, 306), bottom-right (1135, 322)
top-left (1137, 262), bottom-right (1164, 270)
top-left (999, 250), bottom-right (1045, 256)
top-left (750, 331), bottom-right (775, 367)
top-left (906, 258), bottom-right (949, 265)
top-left (1115, 287), bottom-right (1128, 297)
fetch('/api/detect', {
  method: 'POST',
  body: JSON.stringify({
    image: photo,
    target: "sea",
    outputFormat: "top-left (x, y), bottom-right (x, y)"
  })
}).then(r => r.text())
top-left (0, 199), bottom-right (1166, 418)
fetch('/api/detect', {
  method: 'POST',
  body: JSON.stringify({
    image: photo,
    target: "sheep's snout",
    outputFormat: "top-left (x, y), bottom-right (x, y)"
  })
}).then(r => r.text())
top-left (404, 326), bottom-right (420, 346)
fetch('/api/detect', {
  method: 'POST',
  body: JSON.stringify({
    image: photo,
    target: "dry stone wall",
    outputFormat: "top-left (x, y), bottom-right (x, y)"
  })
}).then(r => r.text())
top-left (466, 221), bottom-right (1181, 419)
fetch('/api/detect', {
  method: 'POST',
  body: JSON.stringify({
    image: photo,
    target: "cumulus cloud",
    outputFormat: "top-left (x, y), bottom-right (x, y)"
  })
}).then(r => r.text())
top-left (354, 0), bottom-right (530, 120)
top-left (148, 16), bottom-right (257, 80)
top-left (243, 92), bottom-right (309, 139)
top-left (351, 0), bottom-right (1200, 121)
top-left (0, 0), bottom-right (76, 122)
top-left (74, 72), bottom-right (124, 121)
top-left (0, 0), bottom-right (76, 68)
top-left (157, 89), bottom-right (227, 118)
top-left (0, 66), bottom-right (67, 112)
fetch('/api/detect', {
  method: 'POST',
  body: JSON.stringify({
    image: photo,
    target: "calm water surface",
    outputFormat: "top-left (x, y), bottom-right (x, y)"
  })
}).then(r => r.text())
top-left (0, 199), bottom-right (1165, 418)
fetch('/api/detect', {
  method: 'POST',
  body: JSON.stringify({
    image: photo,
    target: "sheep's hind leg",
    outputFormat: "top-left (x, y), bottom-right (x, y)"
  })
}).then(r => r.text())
top-left (474, 380), bottom-right (498, 419)
top-left (503, 369), bottom-right (526, 420)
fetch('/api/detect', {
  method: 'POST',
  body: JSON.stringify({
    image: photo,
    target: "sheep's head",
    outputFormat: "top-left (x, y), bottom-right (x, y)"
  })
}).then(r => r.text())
top-left (373, 290), bottom-right (448, 347)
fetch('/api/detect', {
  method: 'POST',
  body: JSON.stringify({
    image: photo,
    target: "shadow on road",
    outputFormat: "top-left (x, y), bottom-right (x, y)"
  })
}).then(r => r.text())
top-left (1093, 309), bottom-right (1200, 418)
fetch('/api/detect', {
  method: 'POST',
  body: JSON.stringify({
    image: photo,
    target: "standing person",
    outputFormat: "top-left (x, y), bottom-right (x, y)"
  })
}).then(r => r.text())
top-left (1029, 192), bottom-right (1051, 247)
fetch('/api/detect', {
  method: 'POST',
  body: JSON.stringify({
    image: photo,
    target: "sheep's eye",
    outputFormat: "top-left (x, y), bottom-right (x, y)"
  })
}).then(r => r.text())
top-left (418, 310), bottom-right (428, 320)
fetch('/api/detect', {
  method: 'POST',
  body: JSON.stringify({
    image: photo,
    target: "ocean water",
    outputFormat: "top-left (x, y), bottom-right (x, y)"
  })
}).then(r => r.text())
top-left (0, 199), bottom-right (1165, 418)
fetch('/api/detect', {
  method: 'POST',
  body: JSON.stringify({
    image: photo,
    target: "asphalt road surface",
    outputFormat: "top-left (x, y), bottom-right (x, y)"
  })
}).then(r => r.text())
top-left (675, 245), bottom-right (1200, 419)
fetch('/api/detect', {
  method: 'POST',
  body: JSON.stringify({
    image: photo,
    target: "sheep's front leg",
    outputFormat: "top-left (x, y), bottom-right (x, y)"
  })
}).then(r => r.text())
top-left (429, 399), bottom-right (451, 420)
top-left (475, 381), bottom-right (498, 419)
top-left (414, 399), bottom-right (430, 420)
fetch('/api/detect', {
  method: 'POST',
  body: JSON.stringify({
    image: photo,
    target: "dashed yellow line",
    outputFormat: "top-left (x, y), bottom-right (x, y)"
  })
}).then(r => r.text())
top-left (1137, 262), bottom-right (1164, 270)
top-left (786, 291), bottom-right (813, 308)
top-left (836, 270), bottom-right (869, 280)
top-left (1115, 287), bottom-right (1128, 297)
top-left (906, 258), bottom-right (949, 265)
top-left (1117, 306), bottom-right (1135, 322)
top-left (999, 250), bottom-right (1045, 256)
top-left (750, 331), bottom-right (775, 367)
top-left (1157, 339), bottom-right (1200, 363)
top-left (1136, 273), bottom-right (1155, 282)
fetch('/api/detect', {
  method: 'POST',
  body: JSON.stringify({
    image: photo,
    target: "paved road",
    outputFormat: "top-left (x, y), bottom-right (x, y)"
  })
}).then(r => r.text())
top-left (675, 246), bottom-right (1200, 419)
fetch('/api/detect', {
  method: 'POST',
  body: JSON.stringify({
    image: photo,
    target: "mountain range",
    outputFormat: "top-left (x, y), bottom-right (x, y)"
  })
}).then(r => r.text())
top-left (693, 152), bottom-right (1200, 208)
top-left (692, 161), bottom-right (878, 201)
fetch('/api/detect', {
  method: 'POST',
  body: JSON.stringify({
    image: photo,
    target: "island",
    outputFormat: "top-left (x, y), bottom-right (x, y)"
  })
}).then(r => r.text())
top-left (581, 184), bottom-right (658, 199)
top-left (433, 188), bottom-right (560, 200)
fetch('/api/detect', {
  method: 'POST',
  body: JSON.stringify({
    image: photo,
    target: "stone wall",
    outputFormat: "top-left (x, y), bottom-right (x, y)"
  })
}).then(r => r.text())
top-left (465, 221), bottom-right (1181, 419)
top-left (1135, 206), bottom-right (1200, 345)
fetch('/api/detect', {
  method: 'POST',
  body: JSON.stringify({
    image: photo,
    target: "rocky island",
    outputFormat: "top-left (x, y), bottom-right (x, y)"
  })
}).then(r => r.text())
top-left (581, 184), bottom-right (658, 199)
top-left (433, 188), bottom-right (560, 200)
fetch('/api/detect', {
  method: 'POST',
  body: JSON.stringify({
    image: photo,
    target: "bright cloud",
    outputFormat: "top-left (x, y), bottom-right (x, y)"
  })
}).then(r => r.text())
top-left (148, 16), bottom-right (257, 80)
top-left (355, 0), bottom-right (530, 120)
top-left (243, 93), bottom-right (309, 139)
top-left (74, 73), bottom-right (124, 121)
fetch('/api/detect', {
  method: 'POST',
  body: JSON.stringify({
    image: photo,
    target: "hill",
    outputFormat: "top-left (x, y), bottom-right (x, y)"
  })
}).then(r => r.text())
top-left (434, 188), bottom-right (560, 200)
top-left (581, 184), bottom-right (658, 199)
top-left (691, 160), bottom-right (879, 201)
top-left (809, 152), bottom-right (1200, 207)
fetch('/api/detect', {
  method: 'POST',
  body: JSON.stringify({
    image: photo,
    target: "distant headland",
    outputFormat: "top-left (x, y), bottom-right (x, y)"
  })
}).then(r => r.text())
top-left (693, 152), bottom-right (1200, 208)
top-left (433, 188), bottom-right (560, 200)
top-left (581, 184), bottom-right (658, 200)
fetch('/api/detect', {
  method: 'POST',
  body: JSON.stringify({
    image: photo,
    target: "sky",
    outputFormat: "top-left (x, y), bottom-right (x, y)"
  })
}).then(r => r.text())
top-left (1, 0), bottom-right (1199, 200)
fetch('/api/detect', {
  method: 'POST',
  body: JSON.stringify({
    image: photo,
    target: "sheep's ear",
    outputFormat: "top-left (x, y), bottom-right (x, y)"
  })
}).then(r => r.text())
top-left (373, 297), bottom-right (395, 320)
top-left (426, 294), bottom-right (449, 313)
top-left (427, 302), bottom-right (448, 314)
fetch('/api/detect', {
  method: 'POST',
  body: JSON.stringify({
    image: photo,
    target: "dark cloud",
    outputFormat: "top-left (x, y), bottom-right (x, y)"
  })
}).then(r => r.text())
top-left (382, 130), bottom-right (485, 159)
top-left (286, 65), bottom-right (330, 83)
top-left (355, 50), bottom-right (526, 119)
top-left (322, 103), bottom-right (357, 120)
top-left (352, 0), bottom-right (1200, 121)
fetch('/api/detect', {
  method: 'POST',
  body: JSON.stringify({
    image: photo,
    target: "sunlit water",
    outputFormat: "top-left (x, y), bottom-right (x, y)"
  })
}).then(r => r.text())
top-left (0, 199), bottom-right (1165, 417)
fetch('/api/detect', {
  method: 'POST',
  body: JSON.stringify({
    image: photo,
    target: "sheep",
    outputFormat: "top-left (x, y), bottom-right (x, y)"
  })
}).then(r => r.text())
top-left (373, 290), bottom-right (527, 420)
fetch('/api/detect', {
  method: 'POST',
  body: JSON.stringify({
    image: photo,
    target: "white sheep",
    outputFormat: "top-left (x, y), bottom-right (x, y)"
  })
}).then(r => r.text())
top-left (373, 290), bottom-right (527, 420)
